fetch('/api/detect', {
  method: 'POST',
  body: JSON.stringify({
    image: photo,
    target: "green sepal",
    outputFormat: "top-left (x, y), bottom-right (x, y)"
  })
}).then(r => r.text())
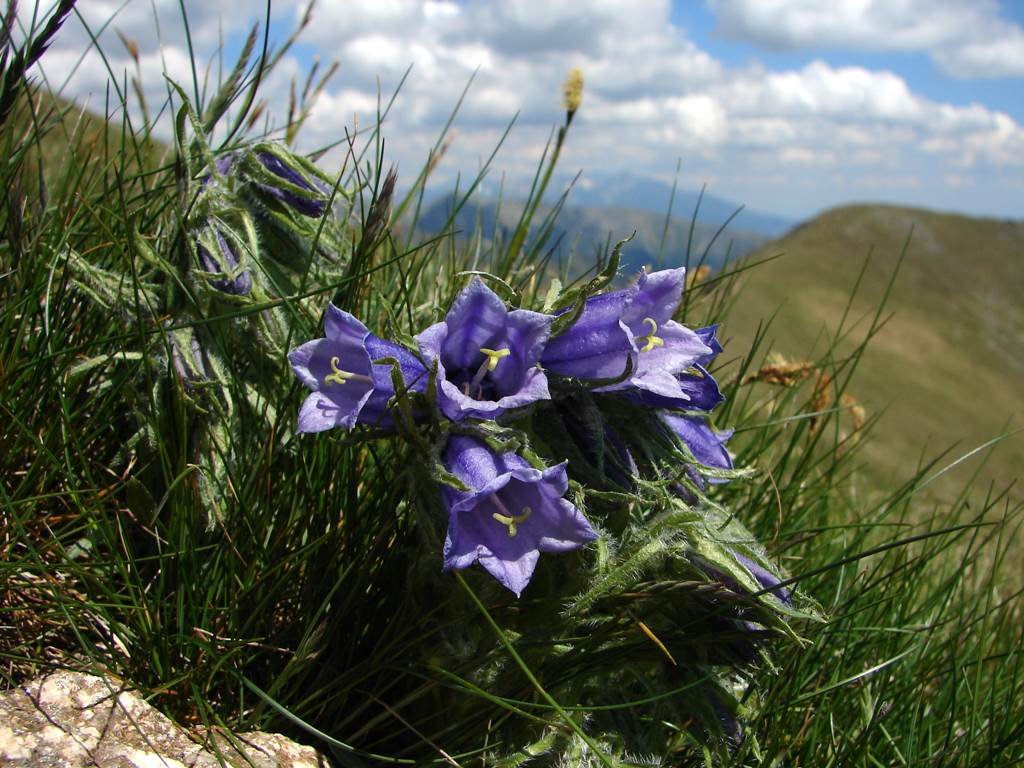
top-left (454, 270), bottom-right (522, 308)
top-left (549, 232), bottom-right (633, 338)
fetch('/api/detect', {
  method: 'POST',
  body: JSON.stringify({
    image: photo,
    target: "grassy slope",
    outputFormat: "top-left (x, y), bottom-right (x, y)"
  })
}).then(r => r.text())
top-left (724, 203), bottom-right (1024, 505)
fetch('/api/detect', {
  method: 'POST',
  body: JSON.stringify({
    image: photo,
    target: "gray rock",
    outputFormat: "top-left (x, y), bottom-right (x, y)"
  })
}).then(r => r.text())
top-left (0, 671), bottom-right (327, 767)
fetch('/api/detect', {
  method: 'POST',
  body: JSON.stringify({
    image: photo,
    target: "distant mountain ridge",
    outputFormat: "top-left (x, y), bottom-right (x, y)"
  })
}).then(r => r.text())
top-left (560, 170), bottom-right (795, 237)
top-left (415, 195), bottom-right (774, 276)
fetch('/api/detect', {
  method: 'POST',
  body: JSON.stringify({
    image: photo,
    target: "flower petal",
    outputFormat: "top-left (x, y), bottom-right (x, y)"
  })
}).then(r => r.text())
top-left (296, 390), bottom-right (371, 432)
top-left (622, 268), bottom-right (686, 330)
top-left (615, 367), bottom-right (686, 400)
top-left (438, 366), bottom-right (551, 421)
top-left (694, 324), bottom-right (724, 367)
top-left (489, 308), bottom-right (552, 396)
top-left (443, 435), bottom-right (506, 492)
top-left (366, 333), bottom-right (429, 394)
top-left (441, 278), bottom-right (509, 371)
top-left (635, 321), bottom-right (712, 379)
top-left (677, 366), bottom-right (725, 411)
top-left (287, 339), bottom-right (324, 390)
top-left (542, 290), bottom-right (636, 380)
top-left (324, 304), bottom-right (371, 346)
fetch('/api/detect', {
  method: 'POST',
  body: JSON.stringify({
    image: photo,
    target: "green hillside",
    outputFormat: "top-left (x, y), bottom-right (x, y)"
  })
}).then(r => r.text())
top-left (723, 204), bottom-right (1024, 503)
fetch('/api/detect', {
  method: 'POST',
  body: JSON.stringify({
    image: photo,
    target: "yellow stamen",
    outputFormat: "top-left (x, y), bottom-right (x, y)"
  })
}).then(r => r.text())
top-left (479, 347), bottom-right (511, 371)
top-left (636, 317), bottom-right (664, 353)
top-left (492, 506), bottom-right (532, 537)
top-left (324, 356), bottom-right (357, 386)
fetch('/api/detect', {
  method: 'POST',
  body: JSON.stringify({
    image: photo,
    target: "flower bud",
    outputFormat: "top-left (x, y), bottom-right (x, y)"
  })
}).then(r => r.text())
top-left (169, 326), bottom-right (213, 390)
top-left (245, 143), bottom-right (334, 218)
top-left (193, 211), bottom-right (256, 296)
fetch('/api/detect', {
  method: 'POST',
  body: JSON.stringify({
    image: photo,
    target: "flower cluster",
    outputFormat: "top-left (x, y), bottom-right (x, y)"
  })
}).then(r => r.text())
top-left (289, 267), bottom-right (753, 597)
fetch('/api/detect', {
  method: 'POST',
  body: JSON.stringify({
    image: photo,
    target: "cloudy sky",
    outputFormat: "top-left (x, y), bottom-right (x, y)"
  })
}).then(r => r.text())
top-left (29, 0), bottom-right (1024, 221)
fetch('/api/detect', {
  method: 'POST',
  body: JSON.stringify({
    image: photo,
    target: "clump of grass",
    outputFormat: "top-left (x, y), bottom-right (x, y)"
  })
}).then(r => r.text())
top-left (1, 4), bottom-right (1022, 766)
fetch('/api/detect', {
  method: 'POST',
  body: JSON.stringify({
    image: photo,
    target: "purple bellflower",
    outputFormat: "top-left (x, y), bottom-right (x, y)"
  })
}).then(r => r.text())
top-left (627, 324), bottom-right (725, 412)
top-left (441, 436), bottom-right (598, 596)
top-left (416, 278), bottom-right (553, 421)
top-left (542, 269), bottom-right (711, 401)
top-left (289, 305), bottom-right (427, 432)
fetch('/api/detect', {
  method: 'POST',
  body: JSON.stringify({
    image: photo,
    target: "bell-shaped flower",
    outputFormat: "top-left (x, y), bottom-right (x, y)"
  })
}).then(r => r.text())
top-left (628, 324), bottom-right (725, 412)
top-left (288, 305), bottom-right (427, 432)
top-left (416, 278), bottom-right (553, 421)
top-left (542, 269), bottom-right (711, 401)
top-left (441, 436), bottom-right (598, 596)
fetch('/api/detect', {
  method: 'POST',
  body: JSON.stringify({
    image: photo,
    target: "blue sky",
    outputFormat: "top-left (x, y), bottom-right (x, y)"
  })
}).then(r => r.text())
top-left (679, 2), bottom-right (1024, 123)
top-left (683, 4), bottom-right (1024, 120)
top-left (35, 0), bottom-right (1024, 221)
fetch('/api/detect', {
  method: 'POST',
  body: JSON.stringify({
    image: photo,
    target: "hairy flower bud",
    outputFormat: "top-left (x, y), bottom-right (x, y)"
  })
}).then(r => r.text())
top-left (244, 142), bottom-right (334, 218)
top-left (169, 326), bottom-right (210, 389)
top-left (168, 325), bottom-right (227, 400)
top-left (193, 208), bottom-right (257, 296)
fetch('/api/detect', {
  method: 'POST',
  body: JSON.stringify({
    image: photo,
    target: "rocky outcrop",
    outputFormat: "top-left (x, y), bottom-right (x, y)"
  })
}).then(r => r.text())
top-left (0, 670), bottom-right (327, 767)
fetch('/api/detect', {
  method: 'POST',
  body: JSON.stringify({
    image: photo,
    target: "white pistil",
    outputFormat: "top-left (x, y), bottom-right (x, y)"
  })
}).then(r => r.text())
top-left (323, 356), bottom-right (373, 386)
top-left (490, 493), bottom-right (532, 537)
top-left (635, 317), bottom-right (665, 353)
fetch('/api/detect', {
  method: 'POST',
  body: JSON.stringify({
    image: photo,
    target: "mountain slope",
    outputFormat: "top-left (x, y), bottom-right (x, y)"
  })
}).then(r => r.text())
top-left (723, 204), bottom-right (1024, 500)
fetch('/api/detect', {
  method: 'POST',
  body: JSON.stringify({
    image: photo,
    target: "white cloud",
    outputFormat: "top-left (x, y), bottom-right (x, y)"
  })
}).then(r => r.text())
top-left (721, 62), bottom-right (923, 121)
top-left (23, 0), bottom-right (1024, 218)
top-left (712, 0), bottom-right (1024, 78)
top-left (934, 31), bottom-right (1024, 79)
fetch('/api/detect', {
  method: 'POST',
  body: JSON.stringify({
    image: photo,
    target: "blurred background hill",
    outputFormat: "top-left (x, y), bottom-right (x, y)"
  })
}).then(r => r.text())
top-left (723, 204), bottom-right (1024, 506)
top-left (415, 193), bottom-right (772, 275)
